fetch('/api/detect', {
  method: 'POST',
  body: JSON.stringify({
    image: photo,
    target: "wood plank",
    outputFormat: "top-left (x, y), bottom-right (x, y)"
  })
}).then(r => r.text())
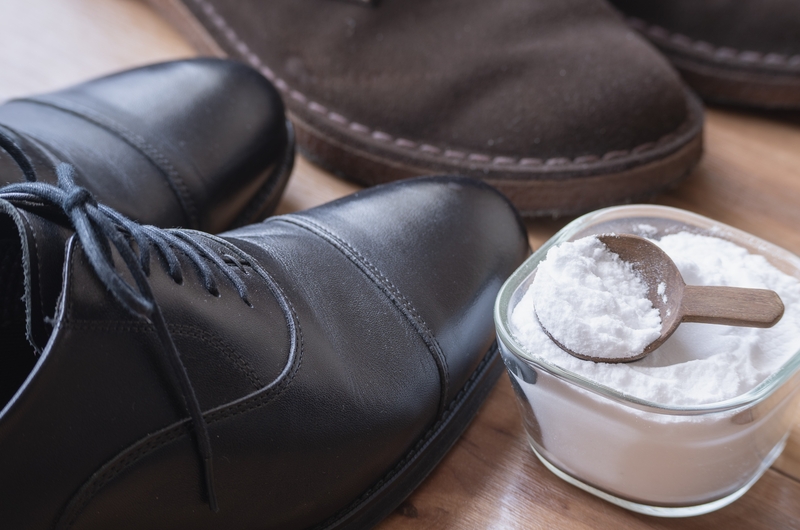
top-left (658, 108), bottom-right (800, 256)
top-left (275, 155), bottom-right (361, 215)
top-left (0, 0), bottom-right (194, 102)
top-left (1, 1), bottom-right (799, 528)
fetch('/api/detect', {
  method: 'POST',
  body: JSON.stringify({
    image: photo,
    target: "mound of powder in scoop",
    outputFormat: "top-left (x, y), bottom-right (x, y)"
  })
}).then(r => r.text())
top-left (511, 232), bottom-right (800, 406)
top-left (531, 236), bottom-right (661, 360)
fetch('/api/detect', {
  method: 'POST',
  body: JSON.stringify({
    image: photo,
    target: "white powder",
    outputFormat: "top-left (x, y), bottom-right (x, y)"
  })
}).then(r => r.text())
top-left (511, 232), bottom-right (800, 406)
top-left (637, 223), bottom-right (659, 236)
top-left (531, 236), bottom-right (661, 360)
top-left (657, 281), bottom-right (667, 304)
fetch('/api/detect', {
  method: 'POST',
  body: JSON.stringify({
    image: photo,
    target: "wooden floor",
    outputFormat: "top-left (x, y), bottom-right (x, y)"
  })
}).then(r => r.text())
top-left (2, 1), bottom-right (799, 528)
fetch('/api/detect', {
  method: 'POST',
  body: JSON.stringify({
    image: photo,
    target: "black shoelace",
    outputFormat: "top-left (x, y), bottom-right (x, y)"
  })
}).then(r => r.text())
top-left (0, 124), bottom-right (38, 183)
top-left (0, 164), bottom-right (253, 512)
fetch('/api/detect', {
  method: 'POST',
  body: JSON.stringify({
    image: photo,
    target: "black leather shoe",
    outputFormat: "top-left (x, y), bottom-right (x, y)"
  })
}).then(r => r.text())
top-left (0, 171), bottom-right (528, 529)
top-left (0, 58), bottom-right (295, 233)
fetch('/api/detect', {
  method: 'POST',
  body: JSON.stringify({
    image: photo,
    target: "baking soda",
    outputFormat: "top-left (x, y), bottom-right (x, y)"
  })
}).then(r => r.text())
top-left (531, 236), bottom-right (661, 360)
top-left (511, 232), bottom-right (800, 406)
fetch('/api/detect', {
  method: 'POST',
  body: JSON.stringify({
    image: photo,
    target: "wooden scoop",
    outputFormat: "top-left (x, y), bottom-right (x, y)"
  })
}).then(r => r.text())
top-left (542, 234), bottom-right (785, 363)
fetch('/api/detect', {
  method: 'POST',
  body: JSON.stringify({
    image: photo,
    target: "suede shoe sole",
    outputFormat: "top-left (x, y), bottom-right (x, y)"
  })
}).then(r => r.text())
top-left (626, 17), bottom-right (800, 110)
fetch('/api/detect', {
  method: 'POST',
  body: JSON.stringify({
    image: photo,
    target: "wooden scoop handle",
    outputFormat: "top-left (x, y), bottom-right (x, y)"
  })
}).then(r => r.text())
top-left (681, 286), bottom-right (785, 328)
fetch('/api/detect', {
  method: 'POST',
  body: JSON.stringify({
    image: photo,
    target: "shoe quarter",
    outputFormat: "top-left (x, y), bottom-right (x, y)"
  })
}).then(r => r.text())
top-left (61, 223), bottom-right (441, 530)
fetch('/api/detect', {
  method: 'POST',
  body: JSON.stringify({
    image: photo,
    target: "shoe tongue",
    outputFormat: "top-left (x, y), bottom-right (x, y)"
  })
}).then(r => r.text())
top-left (0, 202), bottom-right (74, 353)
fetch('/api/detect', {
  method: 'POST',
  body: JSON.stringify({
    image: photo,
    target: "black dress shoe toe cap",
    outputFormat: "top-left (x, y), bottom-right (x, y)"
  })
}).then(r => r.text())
top-left (9, 58), bottom-right (291, 232)
top-left (293, 176), bottom-right (530, 405)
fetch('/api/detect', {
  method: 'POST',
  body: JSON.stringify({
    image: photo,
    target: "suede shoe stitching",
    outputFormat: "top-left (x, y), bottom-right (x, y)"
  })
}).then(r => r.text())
top-left (627, 17), bottom-right (800, 69)
top-left (277, 215), bottom-right (451, 416)
top-left (312, 343), bottom-right (499, 530)
top-left (13, 98), bottom-right (200, 228)
top-left (191, 0), bottom-right (696, 169)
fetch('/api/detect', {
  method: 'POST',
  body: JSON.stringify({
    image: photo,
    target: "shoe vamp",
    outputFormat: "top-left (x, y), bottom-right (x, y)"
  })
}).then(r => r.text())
top-left (64, 223), bottom-right (443, 530)
top-left (31, 234), bottom-right (290, 423)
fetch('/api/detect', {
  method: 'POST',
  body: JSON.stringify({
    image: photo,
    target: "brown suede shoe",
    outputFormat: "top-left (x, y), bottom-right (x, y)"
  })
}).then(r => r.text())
top-left (609, 0), bottom-right (800, 109)
top-left (149, 0), bottom-right (703, 216)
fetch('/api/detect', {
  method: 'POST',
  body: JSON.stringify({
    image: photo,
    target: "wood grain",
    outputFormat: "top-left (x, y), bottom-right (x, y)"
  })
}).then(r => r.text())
top-left (0, 0), bottom-right (194, 102)
top-left (680, 285), bottom-right (785, 327)
top-left (1, 1), bottom-right (799, 528)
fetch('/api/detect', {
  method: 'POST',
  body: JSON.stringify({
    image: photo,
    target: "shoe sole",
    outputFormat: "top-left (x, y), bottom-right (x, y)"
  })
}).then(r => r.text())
top-left (666, 57), bottom-right (800, 110)
top-left (314, 343), bottom-right (504, 530)
top-left (291, 98), bottom-right (703, 218)
top-left (626, 17), bottom-right (800, 110)
top-left (145, 0), bottom-right (705, 218)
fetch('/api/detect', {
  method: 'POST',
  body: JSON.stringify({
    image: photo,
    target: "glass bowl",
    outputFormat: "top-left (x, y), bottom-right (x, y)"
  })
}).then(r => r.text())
top-left (494, 205), bottom-right (800, 517)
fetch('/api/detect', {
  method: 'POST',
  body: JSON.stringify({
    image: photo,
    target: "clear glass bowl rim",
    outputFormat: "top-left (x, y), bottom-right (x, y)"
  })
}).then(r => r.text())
top-left (495, 204), bottom-right (800, 415)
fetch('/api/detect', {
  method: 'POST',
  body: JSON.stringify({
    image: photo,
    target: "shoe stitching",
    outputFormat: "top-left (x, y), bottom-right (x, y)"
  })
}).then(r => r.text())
top-left (57, 246), bottom-right (304, 528)
top-left (57, 301), bottom-right (304, 530)
top-left (64, 342), bottom-right (494, 530)
top-left (67, 320), bottom-right (264, 389)
top-left (0, 200), bottom-right (36, 344)
top-left (627, 17), bottom-right (800, 69)
top-left (17, 211), bottom-right (48, 351)
top-left (63, 231), bottom-right (299, 396)
top-left (13, 98), bottom-right (201, 229)
top-left (277, 215), bottom-right (451, 417)
top-left (57, 426), bottom-right (186, 530)
top-left (206, 305), bottom-right (304, 424)
top-left (55, 216), bottom-right (470, 526)
top-left (313, 343), bottom-right (499, 530)
top-left (190, 0), bottom-right (696, 169)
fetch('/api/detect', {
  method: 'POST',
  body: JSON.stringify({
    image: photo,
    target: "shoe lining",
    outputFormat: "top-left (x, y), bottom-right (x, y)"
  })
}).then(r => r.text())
top-left (0, 215), bottom-right (37, 410)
